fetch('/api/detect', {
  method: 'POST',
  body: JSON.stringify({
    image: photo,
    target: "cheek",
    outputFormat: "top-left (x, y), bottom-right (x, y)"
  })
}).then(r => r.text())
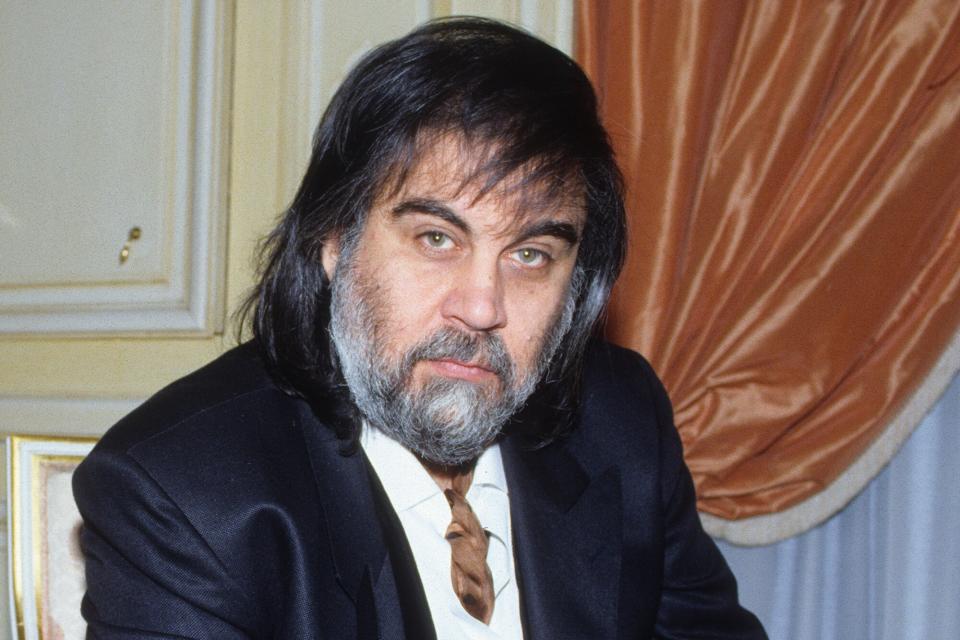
top-left (368, 260), bottom-right (450, 340)
top-left (503, 283), bottom-right (570, 364)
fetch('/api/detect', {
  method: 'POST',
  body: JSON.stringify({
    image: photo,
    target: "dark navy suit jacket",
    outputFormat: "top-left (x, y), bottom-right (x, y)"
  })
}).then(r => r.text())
top-left (73, 341), bottom-right (766, 639)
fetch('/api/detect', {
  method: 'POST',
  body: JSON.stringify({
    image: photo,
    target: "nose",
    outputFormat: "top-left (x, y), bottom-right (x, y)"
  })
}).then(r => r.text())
top-left (440, 260), bottom-right (507, 333)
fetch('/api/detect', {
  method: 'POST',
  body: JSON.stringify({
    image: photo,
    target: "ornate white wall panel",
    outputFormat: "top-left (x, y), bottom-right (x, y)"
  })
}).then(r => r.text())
top-left (277, 0), bottom-right (424, 203)
top-left (277, 0), bottom-right (574, 205)
top-left (0, 1), bottom-right (233, 335)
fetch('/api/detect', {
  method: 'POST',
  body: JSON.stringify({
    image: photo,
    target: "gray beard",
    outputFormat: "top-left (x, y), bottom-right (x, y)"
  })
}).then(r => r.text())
top-left (328, 254), bottom-right (578, 466)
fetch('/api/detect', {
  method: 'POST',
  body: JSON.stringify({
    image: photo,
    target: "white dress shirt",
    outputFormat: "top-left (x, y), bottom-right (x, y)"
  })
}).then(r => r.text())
top-left (362, 426), bottom-right (524, 640)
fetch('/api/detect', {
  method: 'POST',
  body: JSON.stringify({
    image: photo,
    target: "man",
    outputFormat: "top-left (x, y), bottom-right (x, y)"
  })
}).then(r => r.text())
top-left (74, 17), bottom-right (766, 639)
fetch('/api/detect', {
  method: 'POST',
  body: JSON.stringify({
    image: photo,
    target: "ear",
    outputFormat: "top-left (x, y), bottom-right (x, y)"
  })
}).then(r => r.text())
top-left (321, 233), bottom-right (341, 281)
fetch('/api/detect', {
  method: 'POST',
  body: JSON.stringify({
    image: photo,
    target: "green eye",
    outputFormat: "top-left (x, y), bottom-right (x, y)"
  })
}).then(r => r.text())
top-left (423, 231), bottom-right (451, 249)
top-left (515, 248), bottom-right (546, 265)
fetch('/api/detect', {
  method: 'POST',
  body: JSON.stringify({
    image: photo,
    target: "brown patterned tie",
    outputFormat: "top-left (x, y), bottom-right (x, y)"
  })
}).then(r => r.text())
top-left (444, 478), bottom-right (495, 624)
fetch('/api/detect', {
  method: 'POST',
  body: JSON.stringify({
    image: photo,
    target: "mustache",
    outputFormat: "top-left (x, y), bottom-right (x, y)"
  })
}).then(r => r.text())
top-left (400, 327), bottom-right (515, 385)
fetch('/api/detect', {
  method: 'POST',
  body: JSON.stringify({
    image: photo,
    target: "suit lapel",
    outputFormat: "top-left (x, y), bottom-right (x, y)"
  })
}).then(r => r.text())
top-left (501, 434), bottom-right (623, 640)
top-left (299, 414), bottom-right (406, 639)
top-left (366, 457), bottom-right (438, 640)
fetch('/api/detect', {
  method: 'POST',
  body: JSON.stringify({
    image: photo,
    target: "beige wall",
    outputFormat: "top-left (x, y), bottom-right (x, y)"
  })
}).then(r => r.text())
top-left (0, 1), bottom-right (571, 635)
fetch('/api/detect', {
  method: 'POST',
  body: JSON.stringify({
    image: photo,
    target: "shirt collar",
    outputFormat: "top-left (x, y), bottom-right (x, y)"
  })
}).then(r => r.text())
top-left (360, 424), bottom-right (509, 507)
top-left (361, 424), bottom-right (514, 599)
top-left (471, 438), bottom-right (508, 496)
top-left (361, 423), bottom-right (440, 512)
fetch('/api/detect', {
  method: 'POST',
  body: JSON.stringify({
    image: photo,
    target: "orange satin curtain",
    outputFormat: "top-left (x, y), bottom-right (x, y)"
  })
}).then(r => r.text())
top-left (577, 1), bottom-right (960, 523)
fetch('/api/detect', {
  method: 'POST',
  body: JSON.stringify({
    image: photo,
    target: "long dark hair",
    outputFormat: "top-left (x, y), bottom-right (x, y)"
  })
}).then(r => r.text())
top-left (240, 17), bottom-right (627, 447)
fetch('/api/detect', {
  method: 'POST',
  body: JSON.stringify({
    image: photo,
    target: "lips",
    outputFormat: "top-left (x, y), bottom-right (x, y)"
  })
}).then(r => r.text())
top-left (401, 326), bottom-right (514, 388)
top-left (426, 358), bottom-right (498, 382)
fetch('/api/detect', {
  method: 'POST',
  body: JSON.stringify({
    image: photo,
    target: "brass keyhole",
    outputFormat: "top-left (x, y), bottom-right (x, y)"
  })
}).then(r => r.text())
top-left (119, 226), bottom-right (142, 264)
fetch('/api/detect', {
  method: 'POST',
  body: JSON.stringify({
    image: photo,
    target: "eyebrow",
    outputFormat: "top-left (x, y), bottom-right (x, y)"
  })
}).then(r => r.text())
top-left (513, 220), bottom-right (580, 246)
top-left (391, 197), bottom-right (580, 246)
top-left (392, 199), bottom-right (470, 233)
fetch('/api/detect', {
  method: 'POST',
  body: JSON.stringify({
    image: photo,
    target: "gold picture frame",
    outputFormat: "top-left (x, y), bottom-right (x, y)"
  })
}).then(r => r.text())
top-left (7, 435), bottom-right (96, 640)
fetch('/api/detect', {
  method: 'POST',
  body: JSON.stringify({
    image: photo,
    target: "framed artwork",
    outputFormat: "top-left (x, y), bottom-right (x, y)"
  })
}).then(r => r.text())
top-left (6, 435), bottom-right (96, 640)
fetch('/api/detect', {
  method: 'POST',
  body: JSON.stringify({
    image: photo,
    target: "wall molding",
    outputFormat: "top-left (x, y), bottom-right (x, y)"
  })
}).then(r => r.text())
top-left (0, 396), bottom-right (141, 439)
top-left (0, 1), bottom-right (234, 336)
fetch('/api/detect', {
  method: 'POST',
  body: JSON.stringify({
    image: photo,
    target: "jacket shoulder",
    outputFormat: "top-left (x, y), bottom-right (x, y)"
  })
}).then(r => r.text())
top-left (579, 340), bottom-right (672, 442)
top-left (574, 340), bottom-right (686, 495)
top-left (72, 343), bottom-right (329, 635)
top-left (80, 341), bottom-right (328, 531)
top-left (94, 342), bottom-right (288, 454)
top-left (582, 339), bottom-right (659, 383)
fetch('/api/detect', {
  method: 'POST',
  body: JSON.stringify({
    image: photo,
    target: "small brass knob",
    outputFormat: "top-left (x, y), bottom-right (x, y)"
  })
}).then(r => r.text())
top-left (119, 226), bottom-right (142, 265)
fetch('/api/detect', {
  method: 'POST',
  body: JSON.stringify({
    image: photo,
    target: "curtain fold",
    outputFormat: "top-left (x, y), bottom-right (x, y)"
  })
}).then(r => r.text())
top-left (577, 0), bottom-right (960, 542)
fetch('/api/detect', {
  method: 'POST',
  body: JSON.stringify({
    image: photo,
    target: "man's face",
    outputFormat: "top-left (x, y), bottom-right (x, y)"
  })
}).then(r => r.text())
top-left (324, 137), bottom-right (584, 465)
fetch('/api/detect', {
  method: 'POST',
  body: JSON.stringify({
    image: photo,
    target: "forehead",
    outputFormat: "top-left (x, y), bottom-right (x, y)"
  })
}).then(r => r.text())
top-left (376, 134), bottom-right (586, 230)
